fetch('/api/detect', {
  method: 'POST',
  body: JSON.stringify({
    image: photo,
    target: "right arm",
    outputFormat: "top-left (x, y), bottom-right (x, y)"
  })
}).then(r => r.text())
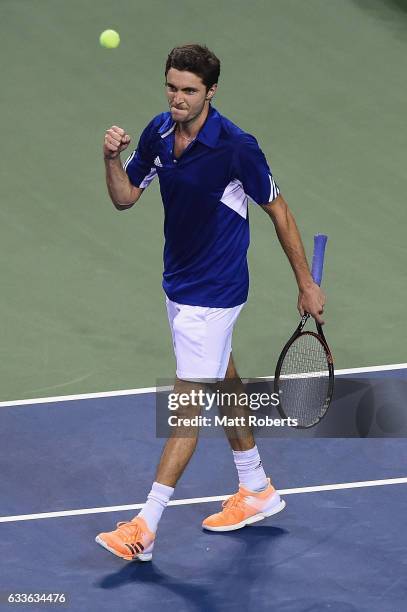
top-left (103, 125), bottom-right (143, 210)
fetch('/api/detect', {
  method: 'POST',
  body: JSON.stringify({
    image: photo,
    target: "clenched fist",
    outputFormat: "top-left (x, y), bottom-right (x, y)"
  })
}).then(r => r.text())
top-left (103, 125), bottom-right (131, 160)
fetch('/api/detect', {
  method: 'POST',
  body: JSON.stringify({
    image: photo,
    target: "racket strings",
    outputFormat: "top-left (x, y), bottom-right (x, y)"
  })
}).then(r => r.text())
top-left (279, 333), bottom-right (330, 426)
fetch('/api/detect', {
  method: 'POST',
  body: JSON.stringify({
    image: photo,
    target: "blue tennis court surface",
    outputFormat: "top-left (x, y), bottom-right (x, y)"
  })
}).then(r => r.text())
top-left (1, 365), bottom-right (406, 611)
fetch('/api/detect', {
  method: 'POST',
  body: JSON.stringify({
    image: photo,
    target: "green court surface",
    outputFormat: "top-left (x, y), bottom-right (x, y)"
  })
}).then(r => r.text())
top-left (0, 0), bottom-right (406, 401)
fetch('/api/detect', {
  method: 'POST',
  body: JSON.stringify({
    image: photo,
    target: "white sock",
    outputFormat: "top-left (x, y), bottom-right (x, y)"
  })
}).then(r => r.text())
top-left (138, 481), bottom-right (174, 533)
top-left (232, 445), bottom-right (268, 492)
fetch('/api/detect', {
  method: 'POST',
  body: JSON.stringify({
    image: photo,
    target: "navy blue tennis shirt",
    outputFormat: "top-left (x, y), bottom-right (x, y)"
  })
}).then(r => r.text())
top-left (124, 105), bottom-right (280, 308)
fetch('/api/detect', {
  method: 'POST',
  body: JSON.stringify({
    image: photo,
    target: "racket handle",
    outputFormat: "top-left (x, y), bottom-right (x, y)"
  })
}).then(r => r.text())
top-left (311, 234), bottom-right (328, 286)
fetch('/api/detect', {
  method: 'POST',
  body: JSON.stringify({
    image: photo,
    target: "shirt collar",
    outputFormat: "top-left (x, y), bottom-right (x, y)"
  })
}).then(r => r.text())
top-left (158, 105), bottom-right (221, 148)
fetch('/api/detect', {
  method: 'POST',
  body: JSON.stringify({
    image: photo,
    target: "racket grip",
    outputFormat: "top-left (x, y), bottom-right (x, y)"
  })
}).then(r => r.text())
top-left (311, 234), bottom-right (328, 286)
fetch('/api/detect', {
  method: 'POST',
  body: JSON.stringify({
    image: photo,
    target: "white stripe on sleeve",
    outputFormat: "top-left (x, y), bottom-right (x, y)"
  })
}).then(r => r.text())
top-left (139, 167), bottom-right (157, 188)
top-left (269, 174), bottom-right (280, 202)
top-left (123, 150), bottom-right (136, 171)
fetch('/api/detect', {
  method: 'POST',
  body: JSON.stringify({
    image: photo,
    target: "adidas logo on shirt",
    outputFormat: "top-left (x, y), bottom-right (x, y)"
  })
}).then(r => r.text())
top-left (154, 156), bottom-right (163, 167)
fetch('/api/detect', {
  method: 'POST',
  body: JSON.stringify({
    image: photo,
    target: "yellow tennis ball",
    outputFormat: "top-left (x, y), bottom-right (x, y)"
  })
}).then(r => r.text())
top-left (99, 29), bottom-right (120, 49)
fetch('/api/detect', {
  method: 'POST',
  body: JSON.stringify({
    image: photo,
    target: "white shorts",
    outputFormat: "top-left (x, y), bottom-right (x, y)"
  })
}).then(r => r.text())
top-left (165, 295), bottom-right (245, 382)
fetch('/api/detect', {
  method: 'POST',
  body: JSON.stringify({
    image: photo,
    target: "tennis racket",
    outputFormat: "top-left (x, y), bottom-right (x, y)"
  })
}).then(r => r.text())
top-left (274, 234), bottom-right (334, 428)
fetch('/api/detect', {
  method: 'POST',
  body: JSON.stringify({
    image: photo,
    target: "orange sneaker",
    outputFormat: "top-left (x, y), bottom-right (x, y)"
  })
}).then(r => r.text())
top-left (202, 479), bottom-right (286, 532)
top-left (95, 516), bottom-right (155, 561)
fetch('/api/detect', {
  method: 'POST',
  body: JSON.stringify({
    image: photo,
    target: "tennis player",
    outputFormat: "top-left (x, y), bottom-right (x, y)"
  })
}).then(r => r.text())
top-left (96, 44), bottom-right (325, 561)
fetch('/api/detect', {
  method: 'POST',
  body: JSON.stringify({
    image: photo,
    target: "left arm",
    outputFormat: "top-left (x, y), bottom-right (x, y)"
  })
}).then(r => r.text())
top-left (261, 194), bottom-right (326, 324)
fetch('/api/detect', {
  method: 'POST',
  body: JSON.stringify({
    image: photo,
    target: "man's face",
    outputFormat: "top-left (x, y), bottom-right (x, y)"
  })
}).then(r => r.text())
top-left (165, 67), bottom-right (216, 124)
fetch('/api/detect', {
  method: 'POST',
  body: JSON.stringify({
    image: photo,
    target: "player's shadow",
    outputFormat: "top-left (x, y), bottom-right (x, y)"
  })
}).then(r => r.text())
top-left (355, 0), bottom-right (407, 17)
top-left (96, 525), bottom-right (287, 611)
top-left (202, 525), bottom-right (288, 606)
top-left (352, 0), bottom-right (407, 41)
top-left (98, 562), bottom-right (217, 611)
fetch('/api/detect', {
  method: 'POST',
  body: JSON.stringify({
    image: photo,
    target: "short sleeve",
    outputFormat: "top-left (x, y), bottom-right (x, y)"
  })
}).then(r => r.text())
top-left (123, 122), bottom-right (157, 189)
top-left (234, 134), bottom-right (280, 205)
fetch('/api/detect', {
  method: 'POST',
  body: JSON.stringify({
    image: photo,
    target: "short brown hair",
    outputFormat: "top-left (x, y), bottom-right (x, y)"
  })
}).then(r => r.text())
top-left (165, 44), bottom-right (221, 91)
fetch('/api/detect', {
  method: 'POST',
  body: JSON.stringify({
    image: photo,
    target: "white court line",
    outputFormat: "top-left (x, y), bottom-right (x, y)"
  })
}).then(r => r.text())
top-left (279, 371), bottom-right (329, 380)
top-left (1, 477), bottom-right (406, 524)
top-left (1, 363), bottom-right (406, 409)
